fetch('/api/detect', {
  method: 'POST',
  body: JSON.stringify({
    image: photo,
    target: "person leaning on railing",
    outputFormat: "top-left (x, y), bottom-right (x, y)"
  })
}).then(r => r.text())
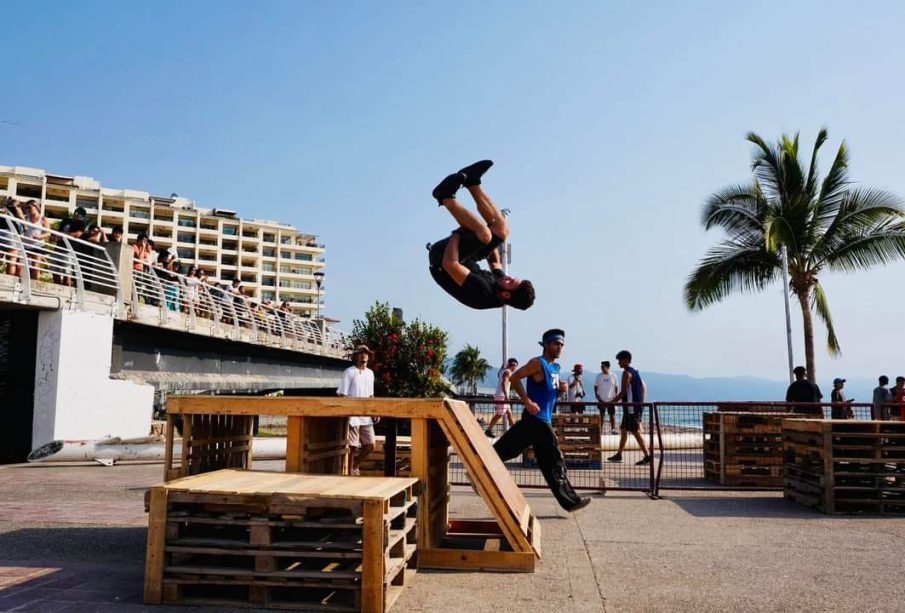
top-left (1, 198), bottom-right (25, 277)
top-left (132, 232), bottom-right (153, 272)
top-left (14, 200), bottom-right (51, 280)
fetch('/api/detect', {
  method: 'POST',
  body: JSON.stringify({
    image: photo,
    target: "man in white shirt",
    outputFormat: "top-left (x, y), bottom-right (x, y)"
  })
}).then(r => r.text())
top-left (565, 364), bottom-right (586, 413)
top-left (595, 360), bottom-right (619, 434)
top-left (336, 344), bottom-right (376, 476)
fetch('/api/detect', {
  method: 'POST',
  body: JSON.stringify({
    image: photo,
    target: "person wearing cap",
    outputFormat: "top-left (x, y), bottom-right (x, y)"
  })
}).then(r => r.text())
top-left (893, 377), bottom-right (905, 420)
top-left (784, 366), bottom-right (823, 415)
top-left (485, 358), bottom-right (519, 437)
top-left (830, 377), bottom-right (854, 419)
top-left (427, 160), bottom-right (535, 311)
top-left (52, 206), bottom-right (90, 286)
top-left (337, 345), bottom-right (377, 476)
top-left (493, 329), bottom-right (591, 512)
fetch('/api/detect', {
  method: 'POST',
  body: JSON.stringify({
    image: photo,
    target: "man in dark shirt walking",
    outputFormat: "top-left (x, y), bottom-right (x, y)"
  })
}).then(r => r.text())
top-left (428, 160), bottom-right (535, 311)
top-left (785, 366), bottom-right (823, 415)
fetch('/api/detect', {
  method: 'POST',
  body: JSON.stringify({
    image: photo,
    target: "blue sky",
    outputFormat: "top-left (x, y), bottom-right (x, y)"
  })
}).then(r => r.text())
top-left (3, 1), bottom-right (905, 383)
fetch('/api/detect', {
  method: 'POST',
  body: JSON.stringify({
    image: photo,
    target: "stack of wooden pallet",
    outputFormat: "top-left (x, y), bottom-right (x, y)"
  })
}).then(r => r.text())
top-left (783, 419), bottom-right (905, 515)
top-left (144, 470), bottom-right (419, 612)
top-left (703, 412), bottom-right (796, 487)
top-left (358, 436), bottom-right (412, 477)
top-left (523, 414), bottom-right (601, 468)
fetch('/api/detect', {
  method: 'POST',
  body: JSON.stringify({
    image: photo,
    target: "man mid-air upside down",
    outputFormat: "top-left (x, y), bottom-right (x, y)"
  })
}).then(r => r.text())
top-left (428, 160), bottom-right (535, 310)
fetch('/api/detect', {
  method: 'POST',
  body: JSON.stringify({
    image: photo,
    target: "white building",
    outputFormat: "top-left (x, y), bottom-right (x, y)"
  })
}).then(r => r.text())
top-left (0, 165), bottom-right (326, 317)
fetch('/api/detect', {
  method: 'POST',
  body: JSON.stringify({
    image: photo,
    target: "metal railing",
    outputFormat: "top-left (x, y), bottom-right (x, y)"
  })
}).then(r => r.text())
top-left (457, 398), bottom-right (897, 497)
top-left (130, 265), bottom-right (349, 353)
top-left (0, 212), bottom-right (351, 357)
top-left (0, 213), bottom-right (121, 312)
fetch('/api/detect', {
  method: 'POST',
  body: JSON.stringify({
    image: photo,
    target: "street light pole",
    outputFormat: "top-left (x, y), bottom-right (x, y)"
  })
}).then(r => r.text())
top-left (313, 271), bottom-right (325, 321)
top-left (780, 247), bottom-right (794, 383)
top-left (500, 209), bottom-right (510, 368)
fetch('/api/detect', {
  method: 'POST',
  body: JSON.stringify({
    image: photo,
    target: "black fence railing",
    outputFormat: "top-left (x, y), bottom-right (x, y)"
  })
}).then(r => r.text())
top-left (457, 398), bottom-right (888, 496)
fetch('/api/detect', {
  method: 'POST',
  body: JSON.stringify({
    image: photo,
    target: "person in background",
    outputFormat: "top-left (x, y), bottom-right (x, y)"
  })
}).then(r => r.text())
top-left (485, 358), bottom-right (518, 437)
top-left (336, 345), bottom-right (377, 476)
top-left (785, 366), bottom-right (823, 415)
top-left (830, 378), bottom-right (854, 419)
top-left (607, 350), bottom-right (651, 465)
top-left (132, 232), bottom-right (153, 272)
top-left (893, 377), bottom-right (905, 421)
top-left (595, 360), bottom-right (619, 435)
top-left (19, 200), bottom-right (51, 280)
top-left (872, 376), bottom-right (893, 420)
top-left (109, 225), bottom-right (124, 243)
top-left (566, 363), bottom-right (585, 413)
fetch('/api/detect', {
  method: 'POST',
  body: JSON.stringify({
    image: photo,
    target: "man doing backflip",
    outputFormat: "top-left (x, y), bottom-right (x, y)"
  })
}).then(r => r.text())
top-left (493, 329), bottom-right (591, 512)
top-left (428, 161), bottom-right (535, 310)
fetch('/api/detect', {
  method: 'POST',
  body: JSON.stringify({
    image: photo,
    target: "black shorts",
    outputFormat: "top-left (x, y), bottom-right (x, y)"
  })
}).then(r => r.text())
top-left (620, 413), bottom-right (641, 433)
top-left (598, 403), bottom-right (616, 416)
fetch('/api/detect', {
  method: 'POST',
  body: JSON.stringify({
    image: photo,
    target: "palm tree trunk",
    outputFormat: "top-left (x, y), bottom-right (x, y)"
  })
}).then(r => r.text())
top-left (796, 290), bottom-right (817, 383)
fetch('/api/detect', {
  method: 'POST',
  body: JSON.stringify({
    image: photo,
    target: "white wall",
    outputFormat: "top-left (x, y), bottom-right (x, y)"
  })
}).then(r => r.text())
top-left (33, 309), bottom-right (154, 446)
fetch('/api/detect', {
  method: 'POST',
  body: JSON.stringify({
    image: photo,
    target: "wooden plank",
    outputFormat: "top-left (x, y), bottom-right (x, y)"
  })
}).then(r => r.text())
top-left (143, 487), bottom-right (168, 604)
top-left (410, 418), bottom-right (433, 550)
top-left (418, 547), bottom-right (535, 573)
top-left (167, 395), bottom-right (448, 419)
top-left (164, 416), bottom-right (176, 482)
top-left (361, 499), bottom-right (385, 613)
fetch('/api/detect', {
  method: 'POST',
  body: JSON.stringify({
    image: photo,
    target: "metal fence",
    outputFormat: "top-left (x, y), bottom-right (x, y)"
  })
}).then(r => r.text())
top-left (457, 398), bottom-right (887, 496)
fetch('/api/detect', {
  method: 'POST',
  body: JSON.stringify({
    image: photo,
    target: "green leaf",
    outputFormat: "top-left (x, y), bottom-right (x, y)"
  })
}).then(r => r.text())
top-left (812, 282), bottom-right (840, 355)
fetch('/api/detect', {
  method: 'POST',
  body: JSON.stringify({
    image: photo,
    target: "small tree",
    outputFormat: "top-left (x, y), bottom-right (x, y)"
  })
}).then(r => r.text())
top-left (350, 302), bottom-right (450, 398)
top-left (449, 344), bottom-right (491, 396)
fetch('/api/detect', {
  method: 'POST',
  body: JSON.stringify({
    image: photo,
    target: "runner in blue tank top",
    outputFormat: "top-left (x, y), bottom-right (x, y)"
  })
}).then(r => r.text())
top-left (493, 329), bottom-right (591, 512)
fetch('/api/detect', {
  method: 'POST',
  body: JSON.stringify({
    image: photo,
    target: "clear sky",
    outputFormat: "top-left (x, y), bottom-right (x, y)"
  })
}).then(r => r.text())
top-left (3, 1), bottom-right (904, 383)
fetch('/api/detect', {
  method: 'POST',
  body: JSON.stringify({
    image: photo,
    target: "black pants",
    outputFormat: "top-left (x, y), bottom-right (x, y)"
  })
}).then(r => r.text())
top-left (494, 412), bottom-right (583, 510)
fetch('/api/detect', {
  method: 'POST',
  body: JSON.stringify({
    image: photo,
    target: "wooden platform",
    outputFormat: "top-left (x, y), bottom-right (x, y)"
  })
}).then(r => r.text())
top-left (144, 470), bottom-right (419, 612)
top-left (164, 396), bottom-right (542, 573)
top-left (783, 419), bottom-right (905, 515)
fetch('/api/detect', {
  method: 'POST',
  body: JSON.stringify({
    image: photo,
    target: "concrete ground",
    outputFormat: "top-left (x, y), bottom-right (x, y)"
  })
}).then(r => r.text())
top-left (1, 460), bottom-right (903, 612)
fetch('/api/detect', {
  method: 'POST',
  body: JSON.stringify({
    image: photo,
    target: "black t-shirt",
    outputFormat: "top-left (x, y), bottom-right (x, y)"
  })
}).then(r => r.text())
top-left (786, 380), bottom-right (822, 413)
top-left (428, 259), bottom-right (503, 310)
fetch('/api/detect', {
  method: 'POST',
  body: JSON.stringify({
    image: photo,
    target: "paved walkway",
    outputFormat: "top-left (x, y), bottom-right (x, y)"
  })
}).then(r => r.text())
top-left (1, 461), bottom-right (903, 612)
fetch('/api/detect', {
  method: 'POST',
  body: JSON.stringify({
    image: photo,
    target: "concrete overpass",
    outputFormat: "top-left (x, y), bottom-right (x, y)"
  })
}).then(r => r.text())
top-left (0, 213), bottom-right (351, 463)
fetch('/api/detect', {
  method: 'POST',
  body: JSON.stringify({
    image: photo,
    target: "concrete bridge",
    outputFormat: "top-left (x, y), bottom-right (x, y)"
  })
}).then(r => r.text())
top-left (0, 213), bottom-right (351, 463)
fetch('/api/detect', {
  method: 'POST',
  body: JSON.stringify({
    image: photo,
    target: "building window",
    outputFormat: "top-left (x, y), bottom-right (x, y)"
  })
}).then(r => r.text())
top-left (76, 196), bottom-right (99, 210)
top-left (177, 233), bottom-right (196, 244)
top-left (223, 227), bottom-right (238, 236)
top-left (263, 249), bottom-right (275, 258)
top-left (177, 248), bottom-right (194, 260)
top-left (16, 183), bottom-right (42, 199)
top-left (177, 219), bottom-right (197, 228)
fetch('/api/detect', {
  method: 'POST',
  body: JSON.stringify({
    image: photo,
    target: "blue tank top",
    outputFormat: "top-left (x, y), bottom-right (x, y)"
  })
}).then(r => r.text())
top-left (525, 356), bottom-right (561, 424)
top-left (625, 366), bottom-right (644, 415)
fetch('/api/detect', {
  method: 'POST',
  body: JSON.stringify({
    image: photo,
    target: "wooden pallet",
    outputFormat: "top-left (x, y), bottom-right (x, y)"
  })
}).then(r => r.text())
top-left (783, 419), bottom-right (905, 515)
top-left (164, 396), bottom-right (542, 573)
top-left (702, 412), bottom-right (797, 487)
top-left (359, 437), bottom-right (412, 477)
top-left (144, 470), bottom-right (418, 612)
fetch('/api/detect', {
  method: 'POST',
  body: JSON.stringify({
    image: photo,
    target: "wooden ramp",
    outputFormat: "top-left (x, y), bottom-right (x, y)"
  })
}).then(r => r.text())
top-left (164, 395), bottom-right (542, 572)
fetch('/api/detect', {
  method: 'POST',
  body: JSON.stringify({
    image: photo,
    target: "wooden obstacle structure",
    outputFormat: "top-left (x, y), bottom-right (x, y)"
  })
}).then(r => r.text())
top-left (359, 437), bottom-right (412, 477)
top-left (703, 412), bottom-right (796, 487)
top-left (163, 396), bottom-right (542, 573)
top-left (783, 419), bottom-right (905, 515)
top-left (144, 470), bottom-right (418, 612)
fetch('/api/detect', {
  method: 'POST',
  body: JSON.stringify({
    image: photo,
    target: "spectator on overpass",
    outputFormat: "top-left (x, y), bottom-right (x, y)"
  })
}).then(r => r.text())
top-left (132, 232), bottom-right (153, 272)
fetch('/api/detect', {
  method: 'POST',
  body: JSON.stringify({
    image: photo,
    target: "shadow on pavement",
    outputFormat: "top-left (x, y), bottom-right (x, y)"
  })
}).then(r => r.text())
top-left (664, 495), bottom-right (847, 519)
top-left (0, 527), bottom-right (146, 564)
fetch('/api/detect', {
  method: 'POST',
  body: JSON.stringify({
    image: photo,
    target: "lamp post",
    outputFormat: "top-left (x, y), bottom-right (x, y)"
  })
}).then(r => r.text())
top-left (500, 209), bottom-right (511, 367)
top-left (313, 271), bottom-right (325, 320)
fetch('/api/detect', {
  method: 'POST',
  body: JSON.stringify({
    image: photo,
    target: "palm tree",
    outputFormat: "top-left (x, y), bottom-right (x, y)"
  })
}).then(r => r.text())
top-left (685, 129), bottom-right (905, 382)
top-left (449, 344), bottom-right (491, 395)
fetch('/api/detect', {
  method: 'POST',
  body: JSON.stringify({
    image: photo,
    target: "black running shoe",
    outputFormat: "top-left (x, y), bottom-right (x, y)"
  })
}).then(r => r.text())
top-left (606, 453), bottom-right (623, 463)
top-left (458, 159), bottom-right (494, 187)
top-left (569, 497), bottom-right (592, 512)
top-left (635, 455), bottom-right (652, 466)
top-left (432, 173), bottom-right (463, 205)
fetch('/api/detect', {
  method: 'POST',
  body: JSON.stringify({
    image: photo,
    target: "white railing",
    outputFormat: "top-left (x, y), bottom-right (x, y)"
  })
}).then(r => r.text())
top-left (0, 211), bottom-right (350, 357)
top-left (0, 212), bottom-right (121, 312)
top-left (131, 265), bottom-right (349, 354)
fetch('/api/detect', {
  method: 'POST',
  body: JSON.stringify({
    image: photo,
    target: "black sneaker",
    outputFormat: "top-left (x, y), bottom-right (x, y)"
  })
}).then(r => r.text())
top-left (432, 173), bottom-right (463, 205)
top-left (569, 497), bottom-right (592, 512)
top-left (606, 453), bottom-right (623, 463)
top-left (458, 159), bottom-right (493, 187)
top-left (635, 455), bottom-right (652, 466)
top-left (484, 428), bottom-right (494, 437)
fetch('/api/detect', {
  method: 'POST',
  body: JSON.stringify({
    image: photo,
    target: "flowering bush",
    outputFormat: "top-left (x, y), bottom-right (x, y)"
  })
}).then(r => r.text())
top-left (350, 302), bottom-right (451, 398)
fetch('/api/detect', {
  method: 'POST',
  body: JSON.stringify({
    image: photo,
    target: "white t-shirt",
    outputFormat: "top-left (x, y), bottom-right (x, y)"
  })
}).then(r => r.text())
top-left (567, 375), bottom-right (585, 402)
top-left (337, 365), bottom-right (375, 427)
top-left (495, 369), bottom-right (511, 399)
top-left (594, 372), bottom-right (617, 402)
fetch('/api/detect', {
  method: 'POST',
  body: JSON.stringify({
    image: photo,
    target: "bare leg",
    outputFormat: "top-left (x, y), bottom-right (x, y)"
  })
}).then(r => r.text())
top-left (467, 185), bottom-right (509, 240)
top-left (617, 430), bottom-right (628, 454)
top-left (440, 198), bottom-right (492, 244)
top-left (485, 413), bottom-right (501, 433)
top-left (632, 431), bottom-right (650, 457)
